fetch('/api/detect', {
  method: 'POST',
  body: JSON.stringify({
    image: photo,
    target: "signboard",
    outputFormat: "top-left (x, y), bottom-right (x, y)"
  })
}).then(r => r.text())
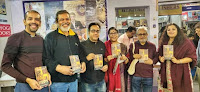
top-left (0, 24), bottom-right (11, 37)
top-left (159, 4), bottom-right (182, 16)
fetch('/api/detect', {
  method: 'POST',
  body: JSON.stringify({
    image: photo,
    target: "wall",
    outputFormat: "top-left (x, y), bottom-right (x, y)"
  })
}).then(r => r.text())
top-left (107, 0), bottom-right (159, 47)
top-left (0, 0), bottom-right (12, 72)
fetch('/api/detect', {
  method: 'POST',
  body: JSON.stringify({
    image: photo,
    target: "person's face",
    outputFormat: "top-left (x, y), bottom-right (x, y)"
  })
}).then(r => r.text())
top-left (127, 30), bottom-right (136, 38)
top-left (167, 25), bottom-right (178, 38)
top-left (23, 12), bottom-right (41, 33)
top-left (70, 15), bottom-right (75, 22)
top-left (57, 13), bottom-right (71, 31)
top-left (89, 25), bottom-right (100, 42)
top-left (137, 29), bottom-right (148, 43)
top-left (195, 28), bottom-right (200, 37)
top-left (109, 29), bottom-right (118, 42)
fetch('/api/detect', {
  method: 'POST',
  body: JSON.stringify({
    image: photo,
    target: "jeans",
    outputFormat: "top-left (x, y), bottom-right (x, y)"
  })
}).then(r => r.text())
top-left (132, 76), bottom-right (153, 92)
top-left (15, 83), bottom-right (49, 92)
top-left (50, 79), bottom-right (78, 92)
top-left (81, 80), bottom-right (106, 92)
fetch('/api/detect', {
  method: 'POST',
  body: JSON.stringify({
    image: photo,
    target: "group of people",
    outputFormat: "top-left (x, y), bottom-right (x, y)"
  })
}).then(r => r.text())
top-left (0, 9), bottom-right (198, 92)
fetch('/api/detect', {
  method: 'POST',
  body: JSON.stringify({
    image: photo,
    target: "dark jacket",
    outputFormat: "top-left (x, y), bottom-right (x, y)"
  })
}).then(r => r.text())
top-left (43, 29), bottom-right (86, 82)
top-left (80, 39), bottom-right (107, 84)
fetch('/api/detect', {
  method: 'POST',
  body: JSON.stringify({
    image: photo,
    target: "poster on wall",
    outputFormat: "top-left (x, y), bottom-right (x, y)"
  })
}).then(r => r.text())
top-left (64, 1), bottom-right (86, 41)
top-left (23, 0), bottom-right (107, 41)
top-left (0, 24), bottom-right (11, 37)
top-left (85, 0), bottom-right (107, 41)
top-left (0, 0), bottom-right (6, 15)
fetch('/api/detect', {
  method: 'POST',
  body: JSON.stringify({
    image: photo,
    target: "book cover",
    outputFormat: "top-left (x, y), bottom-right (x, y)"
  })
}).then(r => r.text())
top-left (69, 55), bottom-right (81, 73)
top-left (94, 54), bottom-right (103, 70)
top-left (163, 45), bottom-right (173, 60)
top-left (35, 66), bottom-right (49, 87)
top-left (111, 43), bottom-right (121, 58)
top-left (139, 49), bottom-right (148, 63)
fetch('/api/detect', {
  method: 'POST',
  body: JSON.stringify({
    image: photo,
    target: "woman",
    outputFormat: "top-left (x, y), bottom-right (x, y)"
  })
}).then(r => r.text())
top-left (105, 27), bottom-right (129, 92)
top-left (158, 23), bottom-right (197, 92)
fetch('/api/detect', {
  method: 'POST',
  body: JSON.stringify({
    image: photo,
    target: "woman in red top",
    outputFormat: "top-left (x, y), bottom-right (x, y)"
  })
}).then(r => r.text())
top-left (158, 23), bottom-right (197, 92)
top-left (105, 27), bottom-right (129, 92)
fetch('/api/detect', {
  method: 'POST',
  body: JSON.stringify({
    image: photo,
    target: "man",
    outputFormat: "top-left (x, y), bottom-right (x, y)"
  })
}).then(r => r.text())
top-left (70, 12), bottom-right (84, 29)
top-left (129, 27), bottom-right (158, 92)
top-left (81, 22), bottom-right (108, 92)
top-left (43, 10), bottom-right (86, 92)
top-left (118, 26), bottom-right (137, 50)
top-left (1, 10), bottom-right (51, 92)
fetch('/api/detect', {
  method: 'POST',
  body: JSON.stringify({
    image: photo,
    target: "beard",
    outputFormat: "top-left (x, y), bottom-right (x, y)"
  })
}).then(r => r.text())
top-left (139, 39), bottom-right (147, 43)
top-left (59, 23), bottom-right (71, 32)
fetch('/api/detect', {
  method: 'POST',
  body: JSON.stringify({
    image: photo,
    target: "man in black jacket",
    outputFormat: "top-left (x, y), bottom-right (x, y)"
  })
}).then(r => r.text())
top-left (43, 10), bottom-right (86, 92)
top-left (81, 22), bottom-right (108, 92)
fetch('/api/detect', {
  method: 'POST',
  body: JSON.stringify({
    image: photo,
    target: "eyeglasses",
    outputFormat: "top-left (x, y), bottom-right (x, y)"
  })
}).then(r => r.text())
top-left (109, 32), bottom-right (118, 36)
top-left (137, 33), bottom-right (147, 36)
top-left (90, 30), bottom-right (100, 33)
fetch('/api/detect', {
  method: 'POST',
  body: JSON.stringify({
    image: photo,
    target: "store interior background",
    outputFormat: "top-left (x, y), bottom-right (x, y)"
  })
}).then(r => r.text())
top-left (0, 0), bottom-right (200, 92)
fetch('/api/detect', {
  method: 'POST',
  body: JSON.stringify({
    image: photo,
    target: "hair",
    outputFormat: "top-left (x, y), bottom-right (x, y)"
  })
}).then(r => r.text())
top-left (88, 22), bottom-right (101, 32)
top-left (56, 10), bottom-right (70, 23)
top-left (159, 23), bottom-right (186, 46)
top-left (108, 27), bottom-right (118, 34)
top-left (126, 26), bottom-right (137, 32)
top-left (195, 22), bottom-right (200, 29)
top-left (24, 10), bottom-right (41, 20)
top-left (136, 26), bottom-right (148, 34)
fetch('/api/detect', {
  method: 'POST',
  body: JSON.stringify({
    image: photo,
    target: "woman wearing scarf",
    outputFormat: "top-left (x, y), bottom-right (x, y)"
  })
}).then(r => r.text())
top-left (105, 27), bottom-right (129, 92)
top-left (158, 23), bottom-right (197, 92)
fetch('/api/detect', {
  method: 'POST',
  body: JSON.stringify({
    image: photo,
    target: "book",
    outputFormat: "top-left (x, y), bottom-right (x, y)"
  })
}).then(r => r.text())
top-left (94, 54), bottom-right (103, 70)
top-left (69, 55), bottom-right (81, 73)
top-left (163, 45), bottom-right (173, 60)
top-left (111, 43), bottom-right (121, 58)
top-left (139, 49), bottom-right (148, 63)
top-left (35, 66), bottom-right (49, 87)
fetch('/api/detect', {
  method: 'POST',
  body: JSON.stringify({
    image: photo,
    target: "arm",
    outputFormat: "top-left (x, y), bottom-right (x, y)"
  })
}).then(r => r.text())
top-left (1, 34), bottom-right (27, 82)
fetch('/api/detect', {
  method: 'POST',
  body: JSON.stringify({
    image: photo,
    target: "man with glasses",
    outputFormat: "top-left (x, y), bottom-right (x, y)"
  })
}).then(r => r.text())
top-left (129, 27), bottom-right (158, 92)
top-left (80, 22), bottom-right (108, 92)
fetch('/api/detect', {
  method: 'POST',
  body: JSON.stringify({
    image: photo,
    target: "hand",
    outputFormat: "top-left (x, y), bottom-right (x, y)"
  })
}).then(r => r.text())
top-left (56, 65), bottom-right (74, 76)
top-left (120, 54), bottom-right (129, 64)
top-left (86, 53), bottom-right (95, 61)
top-left (171, 57), bottom-right (179, 64)
top-left (101, 65), bottom-right (108, 72)
top-left (47, 73), bottom-right (52, 87)
top-left (80, 62), bottom-right (86, 73)
top-left (144, 58), bottom-right (153, 65)
top-left (159, 56), bottom-right (165, 63)
top-left (133, 54), bottom-right (142, 59)
top-left (107, 55), bottom-right (114, 61)
top-left (26, 78), bottom-right (42, 90)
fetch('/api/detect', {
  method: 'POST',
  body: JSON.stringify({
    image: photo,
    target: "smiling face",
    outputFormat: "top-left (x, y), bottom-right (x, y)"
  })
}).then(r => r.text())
top-left (57, 13), bottom-right (71, 31)
top-left (109, 29), bottom-right (119, 42)
top-left (23, 12), bottom-right (41, 33)
top-left (137, 29), bottom-right (148, 43)
top-left (167, 25), bottom-right (178, 38)
top-left (89, 25), bottom-right (100, 42)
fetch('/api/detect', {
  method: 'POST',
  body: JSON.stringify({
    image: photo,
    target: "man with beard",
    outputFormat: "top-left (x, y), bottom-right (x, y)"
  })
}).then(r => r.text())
top-left (129, 27), bottom-right (158, 92)
top-left (43, 10), bottom-right (86, 92)
top-left (1, 10), bottom-right (51, 92)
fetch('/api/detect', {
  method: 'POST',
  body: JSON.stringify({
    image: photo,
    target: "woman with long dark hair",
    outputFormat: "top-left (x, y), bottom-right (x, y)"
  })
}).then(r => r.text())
top-left (158, 23), bottom-right (197, 92)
